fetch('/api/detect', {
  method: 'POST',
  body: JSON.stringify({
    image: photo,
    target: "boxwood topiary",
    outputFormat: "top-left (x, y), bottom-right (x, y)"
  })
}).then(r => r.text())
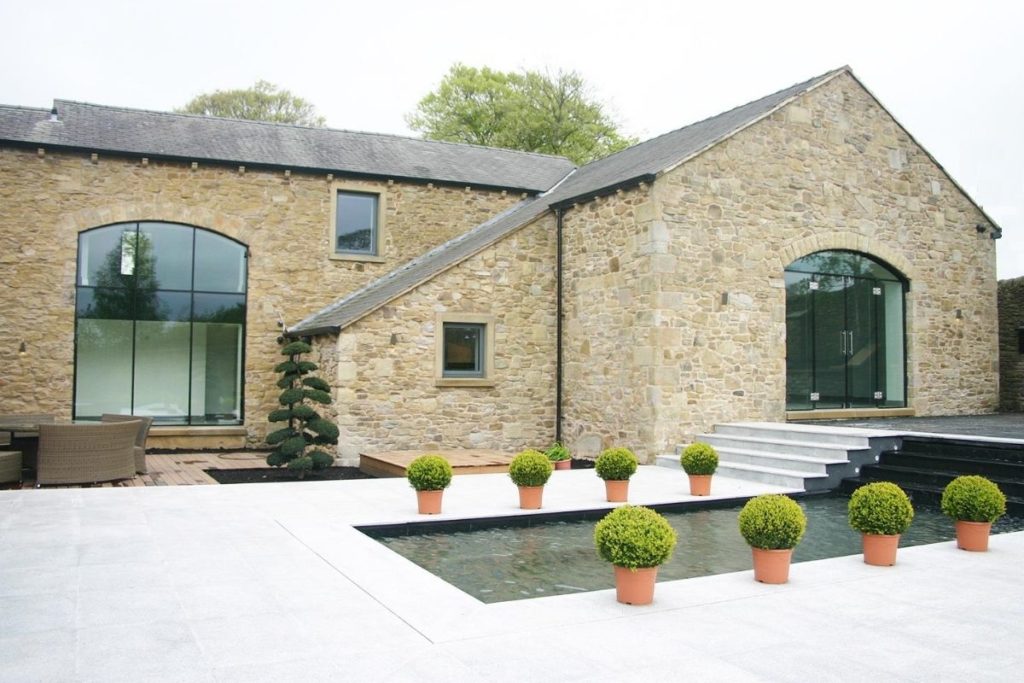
top-left (848, 482), bottom-right (914, 535)
top-left (406, 454), bottom-right (453, 492)
top-left (941, 475), bottom-right (1006, 523)
top-left (680, 442), bottom-right (718, 475)
top-left (737, 494), bottom-right (807, 550)
top-left (594, 505), bottom-right (678, 570)
top-left (509, 449), bottom-right (553, 487)
top-left (595, 447), bottom-right (638, 481)
top-left (545, 442), bottom-right (571, 462)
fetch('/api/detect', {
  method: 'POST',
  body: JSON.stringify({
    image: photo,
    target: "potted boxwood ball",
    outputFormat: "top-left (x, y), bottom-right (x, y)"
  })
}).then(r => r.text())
top-left (546, 442), bottom-right (572, 471)
top-left (594, 505), bottom-right (677, 605)
top-left (680, 442), bottom-right (718, 496)
top-left (941, 475), bottom-right (1006, 552)
top-left (595, 447), bottom-right (639, 502)
top-left (848, 482), bottom-right (914, 566)
top-left (737, 494), bottom-right (807, 584)
top-left (406, 454), bottom-right (453, 514)
top-left (509, 449), bottom-right (553, 509)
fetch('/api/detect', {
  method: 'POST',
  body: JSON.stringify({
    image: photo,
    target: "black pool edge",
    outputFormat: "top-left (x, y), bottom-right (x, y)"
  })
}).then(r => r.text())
top-left (356, 491), bottom-right (836, 538)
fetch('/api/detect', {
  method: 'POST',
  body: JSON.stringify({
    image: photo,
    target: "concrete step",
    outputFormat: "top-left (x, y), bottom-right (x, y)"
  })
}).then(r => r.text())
top-left (715, 461), bottom-right (828, 490)
top-left (690, 434), bottom-right (862, 461)
top-left (713, 447), bottom-right (846, 475)
top-left (711, 422), bottom-right (876, 448)
top-left (655, 454), bottom-right (816, 491)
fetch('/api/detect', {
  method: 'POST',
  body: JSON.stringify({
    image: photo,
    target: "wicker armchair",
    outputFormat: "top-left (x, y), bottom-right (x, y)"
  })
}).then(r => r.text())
top-left (35, 422), bottom-right (139, 486)
top-left (0, 413), bottom-right (55, 469)
top-left (100, 414), bottom-right (153, 474)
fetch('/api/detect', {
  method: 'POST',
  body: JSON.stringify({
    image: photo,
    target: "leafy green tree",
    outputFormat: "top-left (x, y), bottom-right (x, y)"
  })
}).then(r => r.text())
top-left (266, 340), bottom-right (338, 477)
top-left (407, 64), bottom-right (637, 165)
top-left (176, 80), bottom-right (326, 126)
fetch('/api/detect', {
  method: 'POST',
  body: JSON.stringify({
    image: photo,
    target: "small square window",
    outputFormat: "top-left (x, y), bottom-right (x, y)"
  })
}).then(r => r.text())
top-left (335, 191), bottom-right (378, 255)
top-left (443, 323), bottom-right (484, 377)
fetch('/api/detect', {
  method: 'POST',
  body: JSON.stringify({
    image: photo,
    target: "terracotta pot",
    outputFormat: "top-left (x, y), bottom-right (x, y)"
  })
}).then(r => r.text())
top-left (554, 459), bottom-right (572, 471)
top-left (613, 565), bottom-right (658, 605)
top-left (862, 533), bottom-right (900, 566)
top-left (605, 479), bottom-right (629, 502)
top-left (517, 485), bottom-right (544, 509)
top-left (687, 474), bottom-right (712, 496)
top-left (416, 489), bottom-right (444, 515)
top-left (955, 520), bottom-right (992, 552)
top-left (750, 547), bottom-right (793, 584)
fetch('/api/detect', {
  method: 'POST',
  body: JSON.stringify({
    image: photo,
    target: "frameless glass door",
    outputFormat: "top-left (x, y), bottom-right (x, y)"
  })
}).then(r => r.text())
top-left (785, 251), bottom-right (906, 411)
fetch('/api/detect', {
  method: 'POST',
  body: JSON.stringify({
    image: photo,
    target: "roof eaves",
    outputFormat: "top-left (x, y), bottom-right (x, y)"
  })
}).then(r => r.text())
top-left (0, 139), bottom-right (551, 195)
top-left (549, 173), bottom-right (658, 210)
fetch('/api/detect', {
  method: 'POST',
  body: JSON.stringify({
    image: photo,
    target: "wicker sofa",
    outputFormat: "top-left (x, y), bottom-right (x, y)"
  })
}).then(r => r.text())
top-left (100, 414), bottom-right (153, 474)
top-left (35, 422), bottom-right (139, 486)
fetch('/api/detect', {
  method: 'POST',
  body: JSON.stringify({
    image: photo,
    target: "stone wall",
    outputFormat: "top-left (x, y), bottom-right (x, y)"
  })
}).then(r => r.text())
top-left (562, 71), bottom-right (998, 460)
top-left (999, 277), bottom-right (1024, 412)
top-left (0, 147), bottom-right (519, 444)
top-left (328, 214), bottom-right (557, 464)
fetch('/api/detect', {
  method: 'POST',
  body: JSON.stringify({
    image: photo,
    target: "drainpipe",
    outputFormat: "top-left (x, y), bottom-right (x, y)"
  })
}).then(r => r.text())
top-left (555, 207), bottom-right (564, 444)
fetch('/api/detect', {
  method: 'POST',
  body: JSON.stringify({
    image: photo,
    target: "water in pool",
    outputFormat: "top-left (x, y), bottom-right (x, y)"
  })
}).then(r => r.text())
top-left (368, 495), bottom-right (1024, 603)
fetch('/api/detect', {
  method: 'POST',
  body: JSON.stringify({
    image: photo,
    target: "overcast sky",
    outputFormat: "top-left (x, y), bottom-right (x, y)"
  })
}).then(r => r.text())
top-left (2, 0), bottom-right (1020, 278)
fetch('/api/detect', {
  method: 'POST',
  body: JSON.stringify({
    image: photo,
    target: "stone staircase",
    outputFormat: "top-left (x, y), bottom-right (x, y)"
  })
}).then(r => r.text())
top-left (840, 435), bottom-right (1024, 512)
top-left (656, 422), bottom-right (898, 492)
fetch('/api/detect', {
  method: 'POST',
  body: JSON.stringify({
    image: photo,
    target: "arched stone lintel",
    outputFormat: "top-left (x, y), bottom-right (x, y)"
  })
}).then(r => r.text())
top-left (59, 203), bottom-right (247, 243)
top-left (779, 233), bottom-right (914, 280)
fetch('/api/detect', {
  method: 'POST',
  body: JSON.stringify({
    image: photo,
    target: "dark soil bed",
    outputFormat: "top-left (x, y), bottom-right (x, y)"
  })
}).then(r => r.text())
top-left (570, 458), bottom-right (595, 469)
top-left (206, 466), bottom-right (375, 484)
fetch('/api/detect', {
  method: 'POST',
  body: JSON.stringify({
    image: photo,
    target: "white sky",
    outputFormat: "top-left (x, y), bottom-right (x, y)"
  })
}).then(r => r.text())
top-left (2, 0), bottom-right (1021, 278)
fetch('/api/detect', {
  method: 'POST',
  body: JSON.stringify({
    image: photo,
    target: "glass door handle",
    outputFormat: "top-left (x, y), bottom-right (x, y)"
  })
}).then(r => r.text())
top-left (840, 330), bottom-right (846, 354)
top-left (848, 331), bottom-right (854, 357)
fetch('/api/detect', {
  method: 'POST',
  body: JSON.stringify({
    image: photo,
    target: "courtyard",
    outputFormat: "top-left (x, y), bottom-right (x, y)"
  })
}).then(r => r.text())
top-left (1, 464), bottom-right (1021, 682)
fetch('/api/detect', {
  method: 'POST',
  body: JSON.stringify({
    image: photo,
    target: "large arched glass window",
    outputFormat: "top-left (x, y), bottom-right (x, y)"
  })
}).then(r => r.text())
top-left (74, 222), bottom-right (247, 425)
top-left (785, 250), bottom-right (906, 411)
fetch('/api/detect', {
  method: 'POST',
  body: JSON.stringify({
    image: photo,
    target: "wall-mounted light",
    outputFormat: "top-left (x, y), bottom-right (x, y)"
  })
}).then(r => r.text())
top-left (954, 309), bottom-right (964, 321)
top-left (976, 224), bottom-right (987, 234)
top-left (721, 292), bottom-right (729, 305)
top-left (18, 341), bottom-right (27, 355)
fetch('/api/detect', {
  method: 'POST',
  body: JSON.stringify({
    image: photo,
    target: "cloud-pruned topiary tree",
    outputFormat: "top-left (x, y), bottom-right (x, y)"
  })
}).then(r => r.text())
top-left (266, 340), bottom-right (338, 477)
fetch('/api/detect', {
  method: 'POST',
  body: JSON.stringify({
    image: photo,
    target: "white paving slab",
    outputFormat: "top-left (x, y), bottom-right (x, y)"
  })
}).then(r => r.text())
top-left (0, 466), bottom-right (1022, 682)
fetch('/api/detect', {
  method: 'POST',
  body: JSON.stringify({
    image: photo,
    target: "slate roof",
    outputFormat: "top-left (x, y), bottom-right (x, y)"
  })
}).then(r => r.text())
top-left (0, 100), bottom-right (575, 193)
top-left (289, 67), bottom-right (848, 335)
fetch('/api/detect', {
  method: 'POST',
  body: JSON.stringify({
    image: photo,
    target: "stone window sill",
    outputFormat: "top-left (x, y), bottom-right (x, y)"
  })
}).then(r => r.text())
top-left (435, 378), bottom-right (495, 388)
top-left (330, 252), bottom-right (386, 263)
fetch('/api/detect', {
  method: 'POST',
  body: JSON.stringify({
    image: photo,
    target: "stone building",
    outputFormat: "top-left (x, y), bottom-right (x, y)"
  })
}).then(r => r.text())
top-left (999, 277), bottom-right (1024, 412)
top-left (0, 66), bottom-right (1003, 460)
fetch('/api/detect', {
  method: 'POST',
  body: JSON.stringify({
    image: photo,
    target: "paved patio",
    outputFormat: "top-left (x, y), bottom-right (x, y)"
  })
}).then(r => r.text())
top-left (2, 466), bottom-right (1022, 681)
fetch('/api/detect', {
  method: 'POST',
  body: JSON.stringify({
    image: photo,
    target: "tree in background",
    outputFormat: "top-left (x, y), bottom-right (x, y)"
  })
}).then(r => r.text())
top-left (407, 64), bottom-right (637, 165)
top-left (176, 80), bottom-right (325, 126)
top-left (266, 340), bottom-right (338, 477)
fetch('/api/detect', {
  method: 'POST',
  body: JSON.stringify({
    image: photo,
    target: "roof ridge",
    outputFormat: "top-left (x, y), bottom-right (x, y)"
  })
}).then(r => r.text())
top-left (0, 103), bottom-right (51, 114)
top-left (50, 98), bottom-right (575, 163)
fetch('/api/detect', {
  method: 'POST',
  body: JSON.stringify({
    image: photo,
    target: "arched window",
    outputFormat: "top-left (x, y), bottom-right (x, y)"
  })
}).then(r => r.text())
top-left (74, 222), bottom-right (247, 424)
top-left (784, 250), bottom-right (906, 411)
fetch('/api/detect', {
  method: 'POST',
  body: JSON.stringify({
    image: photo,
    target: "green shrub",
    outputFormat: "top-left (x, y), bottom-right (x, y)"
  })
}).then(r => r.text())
top-left (941, 475), bottom-right (1006, 523)
top-left (848, 482), bottom-right (914, 535)
top-left (508, 449), bottom-right (553, 487)
top-left (594, 505), bottom-right (677, 569)
top-left (266, 340), bottom-right (337, 477)
top-left (595, 447), bottom-right (638, 481)
top-left (545, 442), bottom-right (571, 462)
top-left (737, 494), bottom-right (807, 550)
top-left (406, 454), bottom-right (453, 491)
top-left (680, 442), bottom-right (718, 475)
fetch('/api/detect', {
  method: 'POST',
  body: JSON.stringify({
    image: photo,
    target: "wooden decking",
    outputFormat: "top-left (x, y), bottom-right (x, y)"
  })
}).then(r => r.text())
top-left (359, 449), bottom-right (514, 478)
top-left (4, 451), bottom-right (272, 489)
